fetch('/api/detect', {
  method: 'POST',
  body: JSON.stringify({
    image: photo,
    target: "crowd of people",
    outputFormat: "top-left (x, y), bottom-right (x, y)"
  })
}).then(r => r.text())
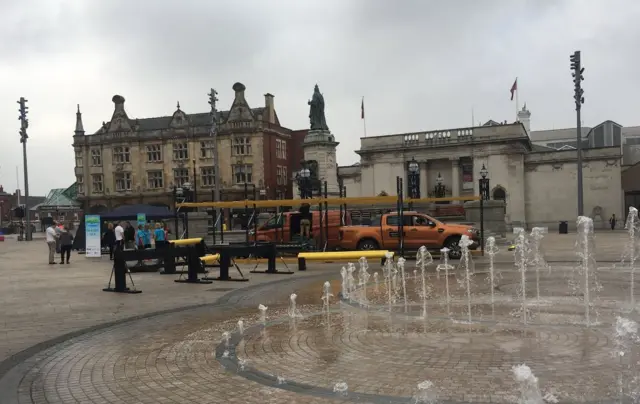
top-left (44, 220), bottom-right (172, 264)
top-left (100, 221), bottom-right (170, 260)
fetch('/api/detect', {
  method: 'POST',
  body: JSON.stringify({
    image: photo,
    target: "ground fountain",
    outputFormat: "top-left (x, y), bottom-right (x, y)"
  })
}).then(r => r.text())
top-left (513, 230), bottom-right (530, 325)
top-left (456, 235), bottom-right (475, 324)
top-left (436, 247), bottom-right (453, 317)
top-left (614, 316), bottom-right (639, 401)
top-left (573, 216), bottom-right (601, 326)
top-left (512, 364), bottom-right (544, 404)
top-left (416, 246), bottom-right (433, 319)
top-left (205, 218), bottom-right (638, 403)
top-left (358, 257), bottom-right (370, 306)
top-left (485, 236), bottom-right (500, 319)
top-left (384, 252), bottom-right (396, 312)
top-left (288, 293), bottom-right (302, 318)
top-left (398, 257), bottom-right (409, 313)
top-left (258, 304), bottom-right (268, 325)
top-left (340, 266), bottom-right (348, 299)
top-left (623, 207), bottom-right (639, 310)
top-left (529, 227), bottom-right (549, 305)
top-left (237, 320), bottom-right (244, 335)
top-left (412, 380), bottom-right (438, 404)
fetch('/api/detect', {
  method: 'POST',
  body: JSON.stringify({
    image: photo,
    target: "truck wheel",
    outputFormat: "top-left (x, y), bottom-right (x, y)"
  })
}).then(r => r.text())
top-left (444, 236), bottom-right (462, 259)
top-left (357, 238), bottom-right (379, 251)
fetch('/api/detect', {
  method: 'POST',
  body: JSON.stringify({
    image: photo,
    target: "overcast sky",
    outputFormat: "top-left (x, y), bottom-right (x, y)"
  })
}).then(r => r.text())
top-left (1, 0), bottom-right (639, 196)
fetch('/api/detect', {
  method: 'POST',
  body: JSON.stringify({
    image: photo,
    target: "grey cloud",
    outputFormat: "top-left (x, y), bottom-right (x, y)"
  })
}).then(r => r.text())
top-left (2, 0), bottom-right (640, 195)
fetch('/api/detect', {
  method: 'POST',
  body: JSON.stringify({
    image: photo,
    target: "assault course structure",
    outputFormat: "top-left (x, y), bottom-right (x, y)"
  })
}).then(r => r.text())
top-left (102, 176), bottom-right (485, 294)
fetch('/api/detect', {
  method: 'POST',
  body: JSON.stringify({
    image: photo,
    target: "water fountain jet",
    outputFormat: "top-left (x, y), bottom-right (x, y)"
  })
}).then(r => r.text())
top-left (436, 248), bottom-right (453, 317)
top-left (416, 246), bottom-right (433, 319)
top-left (485, 236), bottom-right (500, 319)
top-left (398, 257), bottom-right (408, 313)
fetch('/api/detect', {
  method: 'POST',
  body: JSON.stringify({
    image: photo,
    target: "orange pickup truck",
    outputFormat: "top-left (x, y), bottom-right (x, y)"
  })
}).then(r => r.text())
top-left (337, 211), bottom-right (479, 259)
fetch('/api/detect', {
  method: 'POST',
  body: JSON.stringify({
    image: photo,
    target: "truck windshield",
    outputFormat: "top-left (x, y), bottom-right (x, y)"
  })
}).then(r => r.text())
top-left (261, 214), bottom-right (284, 230)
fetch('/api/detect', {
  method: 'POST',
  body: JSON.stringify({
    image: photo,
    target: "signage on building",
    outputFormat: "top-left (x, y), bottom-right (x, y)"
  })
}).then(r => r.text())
top-left (85, 215), bottom-right (101, 258)
top-left (137, 213), bottom-right (146, 228)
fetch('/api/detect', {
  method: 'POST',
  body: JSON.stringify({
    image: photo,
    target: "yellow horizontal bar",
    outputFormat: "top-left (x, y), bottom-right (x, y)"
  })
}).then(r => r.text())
top-left (200, 254), bottom-right (220, 263)
top-left (298, 250), bottom-right (392, 260)
top-left (169, 237), bottom-right (203, 246)
top-left (177, 195), bottom-right (480, 209)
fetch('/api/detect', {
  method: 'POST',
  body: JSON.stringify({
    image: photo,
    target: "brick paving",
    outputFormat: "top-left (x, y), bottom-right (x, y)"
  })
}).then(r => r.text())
top-left (0, 230), bottom-right (637, 403)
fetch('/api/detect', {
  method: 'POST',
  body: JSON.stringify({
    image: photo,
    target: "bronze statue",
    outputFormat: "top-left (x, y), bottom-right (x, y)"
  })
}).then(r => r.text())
top-left (308, 84), bottom-right (329, 131)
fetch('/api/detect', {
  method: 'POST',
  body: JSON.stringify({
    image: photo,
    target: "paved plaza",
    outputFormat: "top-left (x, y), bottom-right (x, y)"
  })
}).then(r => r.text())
top-left (0, 230), bottom-right (637, 403)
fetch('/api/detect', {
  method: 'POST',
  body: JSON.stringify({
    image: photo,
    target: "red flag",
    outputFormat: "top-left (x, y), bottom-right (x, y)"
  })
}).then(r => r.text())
top-left (510, 78), bottom-right (518, 101)
top-left (361, 98), bottom-right (365, 119)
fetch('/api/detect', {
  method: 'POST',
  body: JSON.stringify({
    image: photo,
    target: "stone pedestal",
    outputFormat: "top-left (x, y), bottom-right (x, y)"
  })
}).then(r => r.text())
top-left (463, 200), bottom-right (507, 236)
top-left (302, 129), bottom-right (340, 197)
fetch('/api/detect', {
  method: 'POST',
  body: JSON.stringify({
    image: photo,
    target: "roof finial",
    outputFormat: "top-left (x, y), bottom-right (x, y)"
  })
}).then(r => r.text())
top-left (177, 101), bottom-right (181, 110)
top-left (75, 104), bottom-right (85, 135)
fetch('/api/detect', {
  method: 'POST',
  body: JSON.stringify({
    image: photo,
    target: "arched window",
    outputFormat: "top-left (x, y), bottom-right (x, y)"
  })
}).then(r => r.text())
top-left (492, 187), bottom-right (506, 201)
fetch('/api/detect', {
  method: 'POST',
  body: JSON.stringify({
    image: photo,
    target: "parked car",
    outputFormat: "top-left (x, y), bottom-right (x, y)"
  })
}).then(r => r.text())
top-left (337, 211), bottom-right (479, 259)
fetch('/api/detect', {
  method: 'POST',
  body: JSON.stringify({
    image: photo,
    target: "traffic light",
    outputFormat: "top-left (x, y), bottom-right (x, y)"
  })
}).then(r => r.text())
top-left (569, 51), bottom-right (585, 109)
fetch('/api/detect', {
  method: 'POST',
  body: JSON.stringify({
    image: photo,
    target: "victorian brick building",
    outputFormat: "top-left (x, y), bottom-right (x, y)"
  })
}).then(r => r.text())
top-left (73, 83), bottom-right (306, 213)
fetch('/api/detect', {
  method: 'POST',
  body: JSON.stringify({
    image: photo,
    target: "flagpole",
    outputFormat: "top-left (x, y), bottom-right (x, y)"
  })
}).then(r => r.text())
top-left (362, 96), bottom-right (367, 138)
top-left (515, 77), bottom-right (520, 121)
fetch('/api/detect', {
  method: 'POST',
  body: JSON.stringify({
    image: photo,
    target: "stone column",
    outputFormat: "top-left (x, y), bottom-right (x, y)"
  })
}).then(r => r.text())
top-left (450, 158), bottom-right (460, 204)
top-left (420, 162), bottom-right (428, 198)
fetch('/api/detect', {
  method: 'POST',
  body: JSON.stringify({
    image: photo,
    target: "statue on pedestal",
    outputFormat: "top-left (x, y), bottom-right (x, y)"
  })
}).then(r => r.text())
top-left (308, 84), bottom-right (329, 131)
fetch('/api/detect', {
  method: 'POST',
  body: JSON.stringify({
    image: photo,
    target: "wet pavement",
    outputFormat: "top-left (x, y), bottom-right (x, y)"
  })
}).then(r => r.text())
top-left (0, 230), bottom-right (638, 403)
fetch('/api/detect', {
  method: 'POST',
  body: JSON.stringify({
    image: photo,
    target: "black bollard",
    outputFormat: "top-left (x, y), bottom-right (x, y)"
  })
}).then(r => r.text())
top-left (159, 242), bottom-right (177, 274)
top-left (103, 249), bottom-right (142, 294)
top-left (174, 244), bottom-right (212, 284)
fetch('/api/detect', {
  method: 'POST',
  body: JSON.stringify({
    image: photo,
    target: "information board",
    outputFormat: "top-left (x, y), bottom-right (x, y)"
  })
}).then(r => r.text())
top-left (85, 215), bottom-right (102, 258)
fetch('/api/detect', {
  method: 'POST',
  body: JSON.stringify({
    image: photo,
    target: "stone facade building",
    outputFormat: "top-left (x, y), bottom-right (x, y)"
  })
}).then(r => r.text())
top-left (338, 106), bottom-right (623, 230)
top-left (73, 83), bottom-right (306, 213)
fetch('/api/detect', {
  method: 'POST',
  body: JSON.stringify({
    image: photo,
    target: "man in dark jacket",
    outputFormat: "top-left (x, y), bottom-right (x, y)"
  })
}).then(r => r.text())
top-left (124, 222), bottom-right (136, 249)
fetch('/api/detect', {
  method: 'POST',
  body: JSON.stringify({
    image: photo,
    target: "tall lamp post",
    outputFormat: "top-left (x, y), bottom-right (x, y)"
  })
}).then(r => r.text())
top-left (18, 97), bottom-right (31, 241)
top-left (407, 157), bottom-right (419, 210)
top-left (479, 164), bottom-right (490, 200)
top-left (570, 50), bottom-right (585, 216)
top-left (434, 172), bottom-right (445, 199)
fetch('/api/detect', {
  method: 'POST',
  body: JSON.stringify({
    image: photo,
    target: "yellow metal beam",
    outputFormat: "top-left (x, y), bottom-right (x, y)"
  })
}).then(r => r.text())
top-left (177, 195), bottom-right (480, 209)
top-left (169, 237), bottom-right (203, 246)
top-left (200, 254), bottom-right (220, 264)
top-left (298, 250), bottom-right (392, 260)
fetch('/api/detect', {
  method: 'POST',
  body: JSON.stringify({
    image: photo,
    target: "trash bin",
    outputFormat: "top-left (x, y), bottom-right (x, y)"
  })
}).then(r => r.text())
top-left (559, 221), bottom-right (568, 234)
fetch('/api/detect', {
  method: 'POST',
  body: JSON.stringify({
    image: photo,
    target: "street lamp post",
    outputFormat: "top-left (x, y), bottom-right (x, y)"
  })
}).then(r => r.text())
top-left (407, 157), bottom-right (419, 210)
top-left (479, 164), bottom-right (490, 201)
top-left (434, 172), bottom-right (446, 201)
top-left (17, 97), bottom-right (31, 241)
top-left (570, 51), bottom-right (585, 216)
top-left (478, 164), bottom-right (490, 256)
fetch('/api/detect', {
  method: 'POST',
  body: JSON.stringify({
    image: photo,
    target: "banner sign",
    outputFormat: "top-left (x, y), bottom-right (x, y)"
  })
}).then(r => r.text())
top-left (85, 215), bottom-right (101, 258)
top-left (137, 213), bottom-right (146, 228)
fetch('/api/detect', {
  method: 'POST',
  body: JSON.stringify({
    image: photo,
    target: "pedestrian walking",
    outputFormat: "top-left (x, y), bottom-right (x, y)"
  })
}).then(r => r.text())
top-left (103, 223), bottom-right (116, 260)
top-left (610, 214), bottom-right (617, 230)
top-left (114, 222), bottom-right (125, 251)
top-left (58, 225), bottom-right (74, 264)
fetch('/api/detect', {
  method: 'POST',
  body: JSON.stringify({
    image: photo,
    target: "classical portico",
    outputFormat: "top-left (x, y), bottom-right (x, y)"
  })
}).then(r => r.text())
top-left (340, 121), bottom-right (623, 230)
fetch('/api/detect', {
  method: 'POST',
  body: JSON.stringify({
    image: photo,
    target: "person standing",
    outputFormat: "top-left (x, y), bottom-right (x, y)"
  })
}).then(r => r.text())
top-left (45, 222), bottom-right (58, 264)
top-left (124, 222), bottom-right (136, 249)
top-left (153, 222), bottom-right (166, 246)
top-left (58, 225), bottom-right (74, 264)
top-left (114, 222), bottom-right (125, 251)
top-left (143, 223), bottom-right (152, 249)
top-left (103, 223), bottom-right (116, 260)
top-left (610, 214), bottom-right (617, 230)
top-left (299, 203), bottom-right (312, 240)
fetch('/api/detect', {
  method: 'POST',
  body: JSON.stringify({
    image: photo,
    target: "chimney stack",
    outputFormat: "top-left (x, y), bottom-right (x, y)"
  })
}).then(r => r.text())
top-left (264, 93), bottom-right (275, 124)
top-left (112, 95), bottom-right (126, 114)
top-left (232, 82), bottom-right (247, 104)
